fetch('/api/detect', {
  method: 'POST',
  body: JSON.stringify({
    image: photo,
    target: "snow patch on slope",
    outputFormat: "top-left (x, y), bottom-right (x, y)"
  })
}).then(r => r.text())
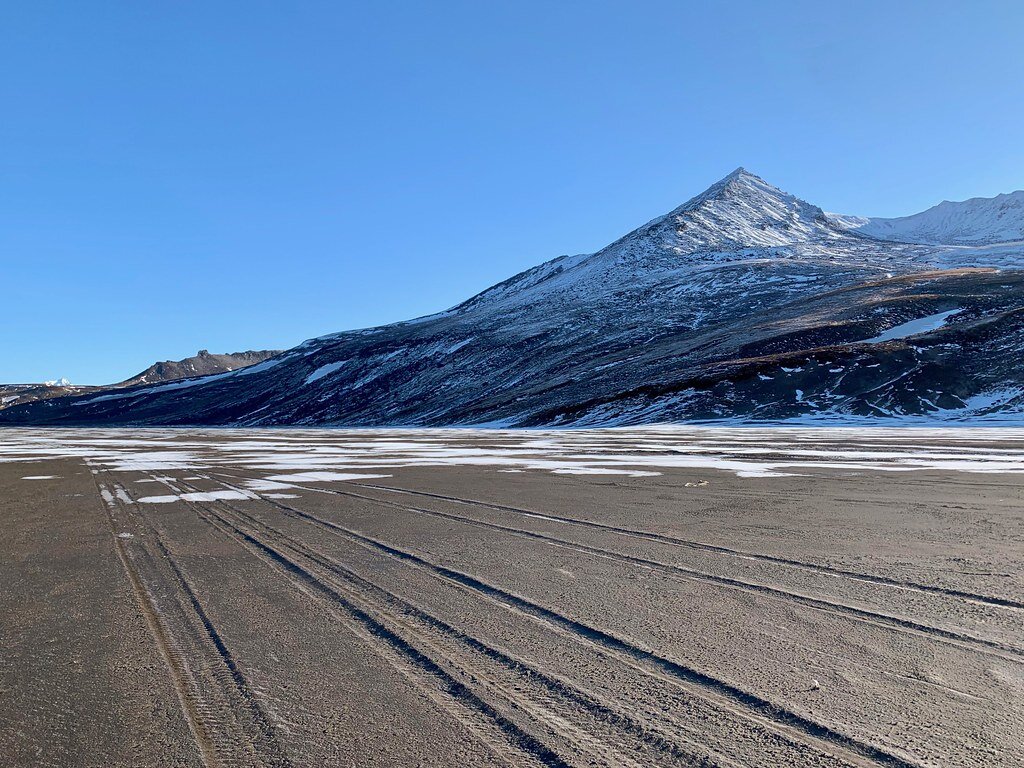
top-left (864, 309), bottom-right (961, 343)
top-left (305, 361), bottom-right (348, 385)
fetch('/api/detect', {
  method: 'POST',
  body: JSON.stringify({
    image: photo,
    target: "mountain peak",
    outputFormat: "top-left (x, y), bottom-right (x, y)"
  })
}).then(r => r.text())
top-left (114, 349), bottom-right (282, 389)
top-left (676, 167), bottom-right (802, 213)
top-left (721, 165), bottom-right (756, 183)
top-left (579, 168), bottom-right (840, 270)
top-left (696, 166), bottom-right (765, 197)
top-left (626, 168), bottom-right (832, 252)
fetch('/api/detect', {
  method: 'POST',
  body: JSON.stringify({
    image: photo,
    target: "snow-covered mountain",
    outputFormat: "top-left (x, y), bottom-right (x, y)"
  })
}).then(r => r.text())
top-left (4, 169), bottom-right (1024, 427)
top-left (831, 189), bottom-right (1024, 245)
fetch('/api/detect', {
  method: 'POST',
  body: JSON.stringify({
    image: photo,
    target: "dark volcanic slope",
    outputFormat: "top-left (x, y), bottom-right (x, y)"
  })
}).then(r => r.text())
top-left (115, 349), bottom-right (281, 388)
top-left (4, 169), bottom-right (1023, 427)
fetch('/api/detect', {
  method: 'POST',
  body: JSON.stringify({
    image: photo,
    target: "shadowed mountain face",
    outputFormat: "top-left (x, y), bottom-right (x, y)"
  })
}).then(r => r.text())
top-left (4, 169), bottom-right (1024, 427)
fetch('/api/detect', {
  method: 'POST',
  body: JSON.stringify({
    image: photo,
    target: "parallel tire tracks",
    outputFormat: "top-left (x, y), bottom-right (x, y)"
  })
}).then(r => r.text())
top-left (188, 475), bottom-right (924, 768)
top-left (351, 482), bottom-right (1024, 611)
top-left (150, 476), bottom-right (583, 768)
top-left (95, 470), bottom-right (292, 768)
top-left (171, 474), bottom-right (763, 767)
top-left (290, 482), bottom-right (1024, 664)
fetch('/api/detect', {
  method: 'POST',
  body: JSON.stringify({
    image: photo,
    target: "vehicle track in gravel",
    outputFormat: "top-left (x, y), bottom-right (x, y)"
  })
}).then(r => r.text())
top-left (174, 483), bottom-right (755, 767)
top-left (209, 468), bottom-right (1022, 666)
top-left (133, 474), bottom-right (587, 768)
top-left (10, 428), bottom-right (1024, 768)
top-left (303, 482), bottom-right (1024, 665)
top-left (348, 481), bottom-right (1024, 611)
top-left (177, 473), bottom-right (925, 768)
top-left (92, 468), bottom-right (292, 768)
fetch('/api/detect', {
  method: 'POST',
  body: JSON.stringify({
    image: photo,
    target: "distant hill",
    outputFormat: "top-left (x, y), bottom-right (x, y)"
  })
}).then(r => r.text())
top-left (0, 350), bottom-right (280, 411)
top-left (115, 349), bottom-right (281, 388)
top-left (0, 382), bottom-right (95, 412)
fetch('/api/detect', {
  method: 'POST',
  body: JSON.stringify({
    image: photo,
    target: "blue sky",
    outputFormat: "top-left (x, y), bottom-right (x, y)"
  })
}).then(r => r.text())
top-left (2, 1), bottom-right (1022, 383)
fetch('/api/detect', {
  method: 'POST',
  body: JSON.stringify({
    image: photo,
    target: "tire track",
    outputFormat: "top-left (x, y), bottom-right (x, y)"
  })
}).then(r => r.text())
top-left (350, 482), bottom-right (1024, 611)
top-left (182, 491), bottom-right (733, 768)
top-left (144, 475), bottom-right (576, 768)
top-left (174, 474), bottom-right (886, 768)
top-left (95, 478), bottom-right (219, 768)
top-left (283, 482), bottom-right (1022, 664)
top-left (94, 471), bottom-right (292, 768)
top-left (194, 477), bottom-right (924, 768)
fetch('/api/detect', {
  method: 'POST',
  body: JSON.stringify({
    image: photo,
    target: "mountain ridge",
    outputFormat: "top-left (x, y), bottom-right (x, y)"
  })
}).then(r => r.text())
top-left (3, 169), bottom-right (1023, 427)
top-left (833, 188), bottom-right (1024, 246)
top-left (116, 349), bottom-right (281, 388)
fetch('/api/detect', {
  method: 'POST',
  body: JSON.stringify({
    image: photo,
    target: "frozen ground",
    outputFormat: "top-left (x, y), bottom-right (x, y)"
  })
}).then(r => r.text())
top-left (2, 426), bottom-right (1023, 767)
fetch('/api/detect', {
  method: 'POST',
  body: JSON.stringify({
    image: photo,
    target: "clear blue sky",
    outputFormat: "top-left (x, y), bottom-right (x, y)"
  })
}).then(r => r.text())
top-left (2, 1), bottom-right (1022, 383)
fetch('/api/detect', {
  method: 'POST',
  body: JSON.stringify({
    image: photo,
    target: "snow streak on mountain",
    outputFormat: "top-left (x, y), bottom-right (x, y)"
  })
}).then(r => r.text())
top-left (4, 169), bottom-right (1024, 427)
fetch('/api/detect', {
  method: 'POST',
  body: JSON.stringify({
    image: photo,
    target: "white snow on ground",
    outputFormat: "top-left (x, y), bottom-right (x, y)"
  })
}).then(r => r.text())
top-left (21, 475), bottom-right (57, 480)
top-left (550, 467), bottom-right (661, 477)
top-left (6, 427), bottom-right (1024, 482)
top-left (956, 389), bottom-right (1021, 411)
top-left (72, 375), bottom-right (231, 404)
top-left (864, 309), bottom-right (961, 343)
top-left (136, 489), bottom-right (258, 503)
top-left (265, 471), bottom-right (392, 483)
top-left (102, 451), bottom-right (202, 471)
top-left (304, 361), bottom-right (347, 385)
top-left (242, 479), bottom-right (297, 491)
top-left (232, 356), bottom-right (290, 377)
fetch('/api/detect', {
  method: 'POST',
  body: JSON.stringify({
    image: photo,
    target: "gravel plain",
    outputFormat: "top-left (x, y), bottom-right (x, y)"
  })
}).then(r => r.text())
top-left (1, 427), bottom-right (1022, 767)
